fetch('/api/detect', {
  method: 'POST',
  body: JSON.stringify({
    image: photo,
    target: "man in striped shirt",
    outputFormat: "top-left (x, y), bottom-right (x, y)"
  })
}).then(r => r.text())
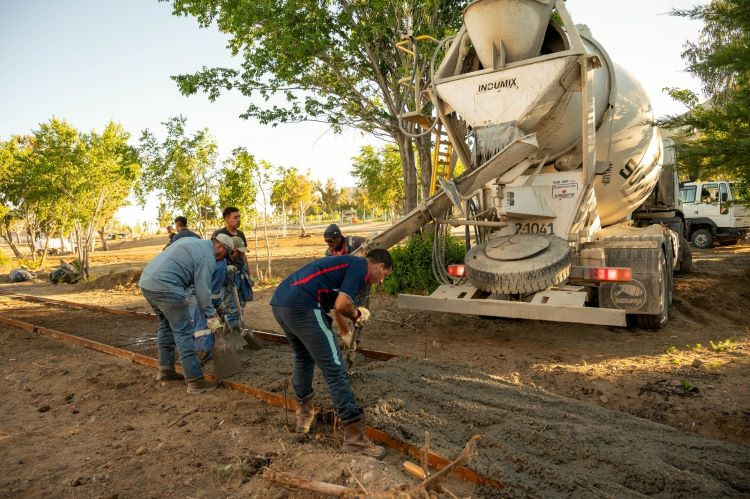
top-left (270, 249), bottom-right (392, 458)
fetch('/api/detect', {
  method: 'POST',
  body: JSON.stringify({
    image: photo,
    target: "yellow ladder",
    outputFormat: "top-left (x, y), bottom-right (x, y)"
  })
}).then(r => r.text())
top-left (429, 124), bottom-right (454, 196)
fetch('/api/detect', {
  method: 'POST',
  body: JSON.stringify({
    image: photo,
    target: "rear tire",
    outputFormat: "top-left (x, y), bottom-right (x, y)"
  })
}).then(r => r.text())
top-left (690, 228), bottom-right (714, 249)
top-left (627, 251), bottom-right (670, 330)
top-left (675, 235), bottom-right (692, 274)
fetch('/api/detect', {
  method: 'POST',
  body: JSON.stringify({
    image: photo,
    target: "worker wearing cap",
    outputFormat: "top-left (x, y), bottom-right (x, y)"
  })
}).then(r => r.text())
top-left (270, 248), bottom-right (393, 458)
top-left (324, 224), bottom-right (366, 257)
top-left (138, 234), bottom-right (234, 393)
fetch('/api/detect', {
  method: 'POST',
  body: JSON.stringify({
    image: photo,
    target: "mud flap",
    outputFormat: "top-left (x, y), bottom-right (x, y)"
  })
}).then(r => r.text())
top-left (597, 241), bottom-right (671, 315)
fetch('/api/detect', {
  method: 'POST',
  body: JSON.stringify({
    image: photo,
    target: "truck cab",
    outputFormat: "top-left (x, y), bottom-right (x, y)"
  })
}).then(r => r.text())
top-left (680, 180), bottom-right (750, 248)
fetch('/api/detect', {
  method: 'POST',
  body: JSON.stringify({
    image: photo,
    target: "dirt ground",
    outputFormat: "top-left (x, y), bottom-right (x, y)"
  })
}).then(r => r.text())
top-left (1, 226), bottom-right (749, 496)
top-left (0, 322), bottom-right (453, 498)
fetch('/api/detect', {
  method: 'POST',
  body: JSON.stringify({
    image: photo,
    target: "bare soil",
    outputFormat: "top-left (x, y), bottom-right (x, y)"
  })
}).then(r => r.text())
top-left (1, 227), bottom-right (749, 496)
top-left (0, 321), bottom-right (469, 498)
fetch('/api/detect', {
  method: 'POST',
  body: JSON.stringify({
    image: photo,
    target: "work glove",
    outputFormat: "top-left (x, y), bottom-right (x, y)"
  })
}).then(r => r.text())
top-left (340, 329), bottom-right (355, 348)
top-left (207, 316), bottom-right (222, 332)
top-left (355, 306), bottom-right (370, 326)
top-left (226, 264), bottom-right (237, 276)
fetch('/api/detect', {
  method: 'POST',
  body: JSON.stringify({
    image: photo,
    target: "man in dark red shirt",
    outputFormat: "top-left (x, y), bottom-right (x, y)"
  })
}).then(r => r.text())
top-left (324, 224), bottom-right (366, 256)
top-left (270, 249), bottom-right (393, 458)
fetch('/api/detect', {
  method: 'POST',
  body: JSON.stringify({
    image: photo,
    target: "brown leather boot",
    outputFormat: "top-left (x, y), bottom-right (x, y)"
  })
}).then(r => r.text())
top-left (295, 399), bottom-right (315, 433)
top-left (342, 416), bottom-right (385, 459)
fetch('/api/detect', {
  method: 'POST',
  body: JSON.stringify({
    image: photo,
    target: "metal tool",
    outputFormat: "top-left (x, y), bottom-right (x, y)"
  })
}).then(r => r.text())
top-left (211, 322), bottom-right (243, 379)
top-left (230, 280), bottom-right (262, 350)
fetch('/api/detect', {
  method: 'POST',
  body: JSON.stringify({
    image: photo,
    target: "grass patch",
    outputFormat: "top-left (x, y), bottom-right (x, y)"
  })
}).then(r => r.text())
top-left (709, 338), bottom-right (735, 353)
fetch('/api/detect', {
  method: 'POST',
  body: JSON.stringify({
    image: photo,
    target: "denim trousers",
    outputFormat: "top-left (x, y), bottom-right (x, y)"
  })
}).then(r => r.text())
top-left (141, 288), bottom-right (204, 381)
top-left (222, 283), bottom-right (242, 332)
top-left (271, 305), bottom-right (361, 424)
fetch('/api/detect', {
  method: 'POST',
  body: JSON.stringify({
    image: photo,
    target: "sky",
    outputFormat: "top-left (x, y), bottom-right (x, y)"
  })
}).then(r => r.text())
top-left (0, 0), bottom-right (708, 226)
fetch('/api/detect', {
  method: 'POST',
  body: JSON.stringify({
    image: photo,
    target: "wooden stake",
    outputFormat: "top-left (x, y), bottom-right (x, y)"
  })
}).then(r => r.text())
top-left (263, 468), bottom-right (357, 496)
top-left (167, 408), bottom-right (197, 427)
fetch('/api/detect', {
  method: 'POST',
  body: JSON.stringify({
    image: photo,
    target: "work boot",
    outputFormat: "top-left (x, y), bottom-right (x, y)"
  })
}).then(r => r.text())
top-left (156, 369), bottom-right (182, 382)
top-left (295, 399), bottom-right (315, 433)
top-left (342, 416), bottom-right (386, 459)
top-left (186, 378), bottom-right (219, 394)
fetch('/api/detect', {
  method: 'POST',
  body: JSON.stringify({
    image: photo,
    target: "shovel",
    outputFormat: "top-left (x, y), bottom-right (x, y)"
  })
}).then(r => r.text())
top-left (212, 321), bottom-right (244, 379)
top-left (229, 281), bottom-right (263, 350)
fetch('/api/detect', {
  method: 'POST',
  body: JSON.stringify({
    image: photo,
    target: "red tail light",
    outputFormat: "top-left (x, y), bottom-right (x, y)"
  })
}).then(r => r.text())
top-left (447, 264), bottom-right (466, 277)
top-left (582, 267), bottom-right (632, 282)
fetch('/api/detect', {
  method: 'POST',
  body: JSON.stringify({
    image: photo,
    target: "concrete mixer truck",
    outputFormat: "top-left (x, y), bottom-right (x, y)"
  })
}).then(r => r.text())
top-left (354, 0), bottom-right (691, 329)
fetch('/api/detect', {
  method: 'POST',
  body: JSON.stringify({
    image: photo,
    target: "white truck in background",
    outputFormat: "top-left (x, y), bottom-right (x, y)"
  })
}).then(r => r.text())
top-left (679, 180), bottom-right (750, 248)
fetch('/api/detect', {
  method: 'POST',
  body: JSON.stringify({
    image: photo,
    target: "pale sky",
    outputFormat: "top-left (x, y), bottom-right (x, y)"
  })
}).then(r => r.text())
top-left (0, 0), bottom-right (707, 226)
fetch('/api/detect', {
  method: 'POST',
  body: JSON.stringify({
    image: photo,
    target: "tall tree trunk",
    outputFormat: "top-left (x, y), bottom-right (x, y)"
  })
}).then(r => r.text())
top-left (59, 230), bottom-right (65, 255)
top-left (298, 204), bottom-right (307, 238)
top-left (25, 214), bottom-right (36, 258)
top-left (39, 231), bottom-right (51, 269)
top-left (395, 132), bottom-right (418, 213)
top-left (416, 134), bottom-right (433, 203)
top-left (1, 219), bottom-right (23, 258)
top-left (281, 201), bottom-right (287, 237)
top-left (98, 226), bottom-right (108, 251)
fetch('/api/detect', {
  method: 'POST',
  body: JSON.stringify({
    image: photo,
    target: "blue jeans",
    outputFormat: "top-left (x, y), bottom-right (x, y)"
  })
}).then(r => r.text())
top-left (222, 282), bottom-right (242, 332)
top-left (141, 288), bottom-right (204, 381)
top-left (272, 306), bottom-right (361, 424)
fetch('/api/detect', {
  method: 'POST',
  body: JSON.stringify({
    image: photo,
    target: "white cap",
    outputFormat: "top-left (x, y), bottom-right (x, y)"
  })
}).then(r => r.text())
top-left (212, 233), bottom-right (234, 253)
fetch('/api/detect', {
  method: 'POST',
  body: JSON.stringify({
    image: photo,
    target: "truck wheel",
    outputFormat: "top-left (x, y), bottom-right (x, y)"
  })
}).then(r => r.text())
top-left (675, 235), bottom-right (692, 274)
top-left (690, 228), bottom-right (713, 249)
top-left (627, 251), bottom-right (670, 330)
top-left (465, 234), bottom-right (573, 295)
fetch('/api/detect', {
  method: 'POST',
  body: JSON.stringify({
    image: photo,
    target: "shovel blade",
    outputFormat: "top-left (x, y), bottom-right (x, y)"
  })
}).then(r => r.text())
top-left (212, 327), bottom-right (243, 379)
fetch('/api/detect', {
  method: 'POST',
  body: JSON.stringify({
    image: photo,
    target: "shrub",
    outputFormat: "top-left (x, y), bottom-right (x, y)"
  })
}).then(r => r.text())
top-left (0, 251), bottom-right (11, 270)
top-left (381, 233), bottom-right (466, 296)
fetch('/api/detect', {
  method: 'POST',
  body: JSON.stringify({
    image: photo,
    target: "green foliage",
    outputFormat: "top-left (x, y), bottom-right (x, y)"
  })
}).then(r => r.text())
top-left (351, 144), bottom-right (404, 218)
top-left (138, 116), bottom-right (218, 236)
top-left (381, 234), bottom-right (465, 295)
top-left (661, 1), bottom-right (750, 201)
top-left (219, 147), bottom-right (259, 217)
top-left (166, 0), bottom-right (470, 213)
top-left (709, 338), bottom-right (735, 352)
top-left (0, 251), bottom-right (11, 269)
top-left (315, 178), bottom-right (340, 214)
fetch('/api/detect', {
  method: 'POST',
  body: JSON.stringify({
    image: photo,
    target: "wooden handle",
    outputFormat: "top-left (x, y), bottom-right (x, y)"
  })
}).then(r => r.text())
top-left (403, 460), bottom-right (427, 480)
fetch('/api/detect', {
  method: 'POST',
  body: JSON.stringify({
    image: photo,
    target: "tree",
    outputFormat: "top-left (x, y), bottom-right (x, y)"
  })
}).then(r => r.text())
top-left (351, 144), bottom-right (404, 221)
top-left (138, 116), bottom-right (219, 237)
top-left (0, 136), bottom-right (28, 258)
top-left (661, 1), bottom-right (750, 198)
top-left (73, 122), bottom-right (141, 275)
top-left (219, 147), bottom-right (259, 217)
top-left (1, 119), bottom-right (140, 274)
top-left (19, 118), bottom-right (87, 267)
top-left (315, 178), bottom-right (340, 215)
top-left (271, 167), bottom-right (316, 237)
top-left (166, 0), bottom-right (468, 213)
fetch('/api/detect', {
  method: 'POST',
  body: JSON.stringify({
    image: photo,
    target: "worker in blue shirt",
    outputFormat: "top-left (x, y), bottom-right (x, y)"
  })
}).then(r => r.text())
top-left (270, 248), bottom-right (393, 458)
top-left (138, 234), bottom-right (234, 394)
